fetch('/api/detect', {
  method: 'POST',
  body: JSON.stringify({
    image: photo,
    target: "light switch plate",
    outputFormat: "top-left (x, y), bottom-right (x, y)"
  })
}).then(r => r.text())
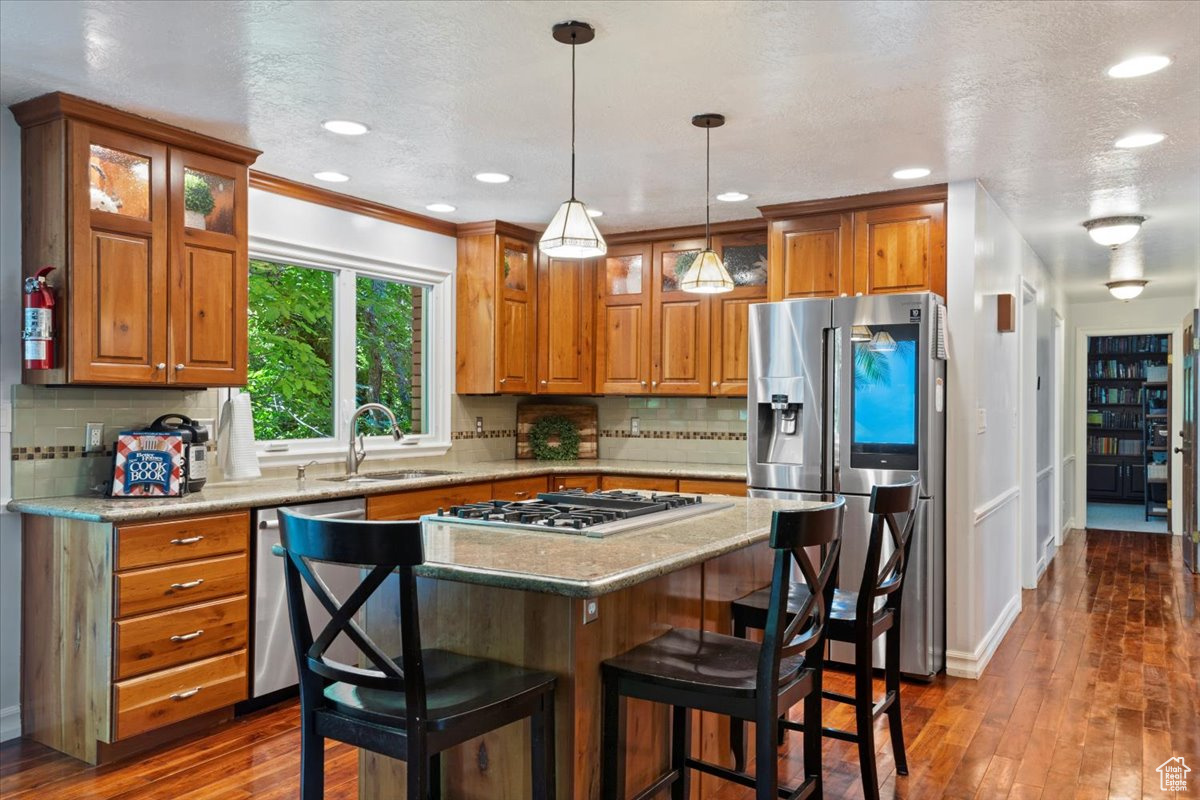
top-left (630, 416), bottom-right (640, 436)
top-left (976, 408), bottom-right (987, 433)
top-left (85, 422), bottom-right (104, 452)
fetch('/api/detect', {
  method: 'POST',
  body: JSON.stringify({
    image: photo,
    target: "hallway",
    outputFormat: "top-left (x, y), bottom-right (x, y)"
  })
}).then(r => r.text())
top-left (1, 530), bottom-right (1197, 799)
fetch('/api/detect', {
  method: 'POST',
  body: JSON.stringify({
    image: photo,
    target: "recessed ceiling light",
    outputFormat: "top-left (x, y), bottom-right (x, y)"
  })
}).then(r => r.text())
top-left (716, 191), bottom-right (749, 202)
top-left (313, 171), bottom-right (350, 183)
top-left (1115, 132), bottom-right (1166, 149)
top-left (474, 172), bottom-right (512, 184)
top-left (1084, 215), bottom-right (1146, 247)
top-left (586, 208), bottom-right (603, 218)
top-left (425, 203), bottom-right (456, 213)
top-left (1107, 55), bottom-right (1171, 78)
top-left (322, 119), bottom-right (369, 136)
top-left (892, 167), bottom-right (931, 180)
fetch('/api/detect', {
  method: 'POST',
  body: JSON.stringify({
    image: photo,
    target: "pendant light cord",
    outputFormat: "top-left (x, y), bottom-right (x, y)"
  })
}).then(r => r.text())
top-left (705, 125), bottom-right (711, 249)
top-left (570, 33), bottom-right (577, 200)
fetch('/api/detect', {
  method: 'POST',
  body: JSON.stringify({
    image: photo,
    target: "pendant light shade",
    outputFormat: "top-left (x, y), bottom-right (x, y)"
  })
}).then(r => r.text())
top-left (681, 113), bottom-right (733, 294)
top-left (868, 330), bottom-right (898, 352)
top-left (540, 198), bottom-right (606, 258)
top-left (540, 22), bottom-right (606, 260)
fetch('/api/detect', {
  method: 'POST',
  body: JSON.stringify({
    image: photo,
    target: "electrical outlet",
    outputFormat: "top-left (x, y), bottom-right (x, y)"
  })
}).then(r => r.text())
top-left (630, 416), bottom-right (640, 436)
top-left (475, 416), bottom-right (483, 434)
top-left (976, 408), bottom-right (987, 434)
top-left (84, 422), bottom-right (104, 452)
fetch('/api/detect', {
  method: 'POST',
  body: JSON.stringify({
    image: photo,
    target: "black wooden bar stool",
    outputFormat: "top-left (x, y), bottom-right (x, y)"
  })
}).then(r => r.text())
top-left (600, 498), bottom-right (845, 800)
top-left (729, 480), bottom-right (920, 800)
top-left (277, 509), bottom-right (557, 800)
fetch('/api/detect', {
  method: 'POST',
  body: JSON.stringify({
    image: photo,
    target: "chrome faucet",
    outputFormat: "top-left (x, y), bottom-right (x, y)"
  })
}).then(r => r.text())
top-left (346, 403), bottom-right (405, 476)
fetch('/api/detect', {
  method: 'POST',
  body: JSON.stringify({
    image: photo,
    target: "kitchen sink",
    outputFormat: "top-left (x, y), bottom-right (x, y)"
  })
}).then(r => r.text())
top-left (321, 469), bottom-right (458, 483)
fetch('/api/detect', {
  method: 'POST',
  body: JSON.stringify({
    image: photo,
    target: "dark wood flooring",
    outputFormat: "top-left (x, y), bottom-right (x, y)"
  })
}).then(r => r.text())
top-left (2, 529), bottom-right (1196, 799)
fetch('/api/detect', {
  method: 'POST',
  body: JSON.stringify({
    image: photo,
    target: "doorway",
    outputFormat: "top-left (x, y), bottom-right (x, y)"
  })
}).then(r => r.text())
top-left (1084, 331), bottom-right (1171, 533)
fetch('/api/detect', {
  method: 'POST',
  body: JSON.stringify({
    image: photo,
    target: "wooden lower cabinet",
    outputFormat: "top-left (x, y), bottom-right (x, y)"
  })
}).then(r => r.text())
top-left (22, 511), bottom-right (250, 764)
top-left (551, 473), bottom-right (600, 493)
top-left (492, 475), bottom-right (550, 501)
top-left (599, 475), bottom-right (679, 493)
top-left (367, 481), bottom-right (494, 520)
top-left (678, 478), bottom-right (748, 497)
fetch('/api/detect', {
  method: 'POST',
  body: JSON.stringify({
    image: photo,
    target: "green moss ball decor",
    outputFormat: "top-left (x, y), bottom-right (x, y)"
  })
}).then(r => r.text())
top-left (529, 415), bottom-right (581, 461)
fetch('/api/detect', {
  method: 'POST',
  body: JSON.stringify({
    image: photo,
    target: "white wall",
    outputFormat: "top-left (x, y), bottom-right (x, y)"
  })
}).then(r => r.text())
top-left (944, 179), bottom-right (1066, 679)
top-left (0, 109), bottom-right (23, 740)
top-left (1067, 295), bottom-right (1194, 534)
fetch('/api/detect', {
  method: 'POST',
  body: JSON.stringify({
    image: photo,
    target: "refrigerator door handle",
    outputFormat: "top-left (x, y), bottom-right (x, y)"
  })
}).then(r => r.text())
top-left (826, 325), bottom-right (841, 494)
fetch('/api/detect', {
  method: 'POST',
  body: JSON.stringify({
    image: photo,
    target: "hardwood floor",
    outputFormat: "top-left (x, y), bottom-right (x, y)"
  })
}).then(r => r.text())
top-left (2, 529), bottom-right (1196, 799)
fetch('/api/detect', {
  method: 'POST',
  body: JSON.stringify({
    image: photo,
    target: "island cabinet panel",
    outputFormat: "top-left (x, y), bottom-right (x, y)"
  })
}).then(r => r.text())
top-left (537, 254), bottom-right (595, 394)
top-left (651, 238), bottom-right (711, 395)
top-left (12, 92), bottom-right (259, 387)
top-left (599, 475), bottom-right (679, 493)
top-left (456, 224), bottom-right (540, 394)
top-left (767, 212), bottom-right (853, 300)
top-left (367, 481), bottom-right (494, 520)
top-left (678, 478), bottom-right (748, 497)
top-left (595, 243), bottom-right (653, 394)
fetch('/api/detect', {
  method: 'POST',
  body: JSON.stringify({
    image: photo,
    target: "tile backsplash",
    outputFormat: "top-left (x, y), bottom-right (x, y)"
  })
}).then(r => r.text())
top-left (10, 386), bottom-right (747, 499)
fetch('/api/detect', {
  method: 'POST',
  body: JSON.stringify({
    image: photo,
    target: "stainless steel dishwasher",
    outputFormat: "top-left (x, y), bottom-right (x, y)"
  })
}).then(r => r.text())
top-left (252, 497), bottom-right (366, 700)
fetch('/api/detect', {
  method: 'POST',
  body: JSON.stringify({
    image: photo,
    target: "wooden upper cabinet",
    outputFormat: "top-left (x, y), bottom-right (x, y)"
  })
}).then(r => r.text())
top-left (651, 238), bottom-right (710, 395)
top-left (536, 253), bottom-right (594, 394)
top-left (852, 201), bottom-right (946, 298)
top-left (70, 123), bottom-right (170, 384)
top-left (767, 213), bottom-right (853, 301)
top-left (595, 243), bottom-right (653, 394)
top-left (169, 149), bottom-right (248, 385)
top-left (709, 230), bottom-right (768, 396)
top-left (455, 223), bottom-right (538, 394)
top-left (14, 93), bottom-right (259, 387)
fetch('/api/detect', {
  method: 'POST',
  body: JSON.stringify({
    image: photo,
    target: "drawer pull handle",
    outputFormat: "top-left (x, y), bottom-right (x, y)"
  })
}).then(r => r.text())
top-left (171, 687), bottom-right (202, 701)
top-left (170, 629), bottom-right (204, 643)
top-left (170, 535), bottom-right (205, 545)
top-left (169, 579), bottom-right (205, 590)
top-left (513, 491), bottom-right (529, 498)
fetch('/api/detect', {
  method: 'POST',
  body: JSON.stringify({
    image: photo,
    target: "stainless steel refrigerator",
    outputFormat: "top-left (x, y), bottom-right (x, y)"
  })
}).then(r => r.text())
top-left (747, 292), bottom-right (947, 678)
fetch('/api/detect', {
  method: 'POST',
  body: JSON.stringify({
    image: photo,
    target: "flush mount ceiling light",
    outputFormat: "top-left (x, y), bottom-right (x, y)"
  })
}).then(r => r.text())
top-left (717, 191), bottom-right (749, 202)
top-left (1106, 279), bottom-right (1148, 300)
top-left (1084, 215), bottom-right (1146, 247)
top-left (539, 21), bottom-right (606, 260)
top-left (680, 114), bottom-right (734, 294)
top-left (313, 171), bottom-right (350, 183)
top-left (1115, 132), bottom-right (1166, 148)
top-left (322, 119), bottom-right (369, 136)
top-left (1107, 55), bottom-right (1171, 78)
top-left (474, 172), bottom-right (512, 184)
top-left (425, 203), bottom-right (456, 213)
top-left (892, 167), bottom-right (931, 180)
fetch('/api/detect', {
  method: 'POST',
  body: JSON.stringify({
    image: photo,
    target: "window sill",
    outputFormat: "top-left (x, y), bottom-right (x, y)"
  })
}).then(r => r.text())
top-left (254, 438), bottom-right (451, 468)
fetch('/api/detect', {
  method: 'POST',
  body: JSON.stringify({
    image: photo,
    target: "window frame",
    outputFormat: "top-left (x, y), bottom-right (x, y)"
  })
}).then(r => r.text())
top-left (238, 235), bottom-right (452, 466)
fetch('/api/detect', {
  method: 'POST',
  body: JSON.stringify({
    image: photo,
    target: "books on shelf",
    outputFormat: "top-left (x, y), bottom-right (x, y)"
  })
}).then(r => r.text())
top-left (1087, 334), bottom-right (1169, 355)
top-left (1087, 385), bottom-right (1143, 404)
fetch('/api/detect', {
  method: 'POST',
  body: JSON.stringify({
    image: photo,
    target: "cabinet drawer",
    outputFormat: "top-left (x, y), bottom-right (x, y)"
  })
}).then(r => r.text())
top-left (492, 475), bottom-right (549, 501)
top-left (551, 474), bottom-right (600, 493)
top-left (367, 482), bottom-right (493, 520)
top-left (114, 595), bottom-right (248, 680)
top-left (115, 553), bottom-right (248, 618)
top-left (116, 512), bottom-right (249, 571)
top-left (599, 475), bottom-right (678, 493)
top-left (678, 479), bottom-right (747, 497)
top-left (113, 649), bottom-right (247, 741)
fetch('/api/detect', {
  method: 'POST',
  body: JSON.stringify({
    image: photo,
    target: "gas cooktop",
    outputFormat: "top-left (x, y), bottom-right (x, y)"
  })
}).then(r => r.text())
top-left (421, 488), bottom-right (734, 538)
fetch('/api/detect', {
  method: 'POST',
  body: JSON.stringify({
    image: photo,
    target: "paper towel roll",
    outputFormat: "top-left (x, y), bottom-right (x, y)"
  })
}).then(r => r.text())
top-left (218, 394), bottom-right (261, 480)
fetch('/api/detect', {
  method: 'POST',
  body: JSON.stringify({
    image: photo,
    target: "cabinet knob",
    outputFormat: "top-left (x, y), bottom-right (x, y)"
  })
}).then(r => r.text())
top-left (155, 363), bottom-right (166, 370)
top-left (712, 381), bottom-right (719, 387)
top-left (174, 363), bottom-right (185, 371)
top-left (652, 380), bottom-right (658, 387)
top-left (640, 380), bottom-right (648, 387)
top-left (540, 380), bottom-right (548, 385)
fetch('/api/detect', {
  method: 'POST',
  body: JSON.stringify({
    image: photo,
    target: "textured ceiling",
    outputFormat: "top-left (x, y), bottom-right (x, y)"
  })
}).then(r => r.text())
top-left (1, 0), bottom-right (1197, 302)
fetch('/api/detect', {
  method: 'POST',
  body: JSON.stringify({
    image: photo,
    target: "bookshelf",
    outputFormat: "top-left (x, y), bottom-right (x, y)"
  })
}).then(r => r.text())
top-left (1086, 334), bottom-right (1170, 511)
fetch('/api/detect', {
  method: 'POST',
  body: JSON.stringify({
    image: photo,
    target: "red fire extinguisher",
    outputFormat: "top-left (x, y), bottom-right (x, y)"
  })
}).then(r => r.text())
top-left (22, 266), bottom-right (56, 370)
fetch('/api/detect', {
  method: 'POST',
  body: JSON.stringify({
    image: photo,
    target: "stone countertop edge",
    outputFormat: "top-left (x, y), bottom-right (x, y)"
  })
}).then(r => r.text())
top-left (412, 528), bottom-right (766, 598)
top-left (7, 459), bottom-right (749, 523)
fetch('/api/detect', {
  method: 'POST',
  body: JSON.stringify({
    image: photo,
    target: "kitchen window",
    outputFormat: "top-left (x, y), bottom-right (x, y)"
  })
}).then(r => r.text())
top-left (243, 237), bottom-right (452, 464)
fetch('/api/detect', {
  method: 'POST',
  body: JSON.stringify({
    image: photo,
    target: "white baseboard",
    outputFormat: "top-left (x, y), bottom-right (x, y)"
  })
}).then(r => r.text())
top-left (0, 704), bottom-right (19, 742)
top-left (945, 593), bottom-right (1022, 680)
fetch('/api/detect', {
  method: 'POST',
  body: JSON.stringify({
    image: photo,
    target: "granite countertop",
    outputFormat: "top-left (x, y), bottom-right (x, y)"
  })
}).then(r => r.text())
top-left (415, 496), bottom-right (824, 597)
top-left (7, 459), bottom-right (747, 523)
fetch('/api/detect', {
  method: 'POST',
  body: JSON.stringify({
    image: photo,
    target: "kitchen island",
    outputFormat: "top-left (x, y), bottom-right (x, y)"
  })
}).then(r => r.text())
top-left (361, 495), bottom-right (827, 800)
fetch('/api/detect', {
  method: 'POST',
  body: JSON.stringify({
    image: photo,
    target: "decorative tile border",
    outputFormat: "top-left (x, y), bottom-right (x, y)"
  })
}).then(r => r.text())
top-left (12, 441), bottom-right (217, 461)
top-left (451, 429), bottom-right (518, 440)
top-left (599, 429), bottom-right (747, 441)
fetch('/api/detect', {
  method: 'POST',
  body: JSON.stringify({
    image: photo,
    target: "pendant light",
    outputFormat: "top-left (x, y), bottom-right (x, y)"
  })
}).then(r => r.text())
top-left (539, 22), bottom-right (606, 260)
top-left (680, 114), bottom-right (735, 294)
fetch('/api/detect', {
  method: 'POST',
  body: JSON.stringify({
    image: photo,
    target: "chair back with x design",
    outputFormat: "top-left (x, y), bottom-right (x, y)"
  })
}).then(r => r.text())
top-left (278, 509), bottom-right (428, 726)
top-left (856, 479), bottom-right (920, 622)
top-left (757, 497), bottom-right (845, 699)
